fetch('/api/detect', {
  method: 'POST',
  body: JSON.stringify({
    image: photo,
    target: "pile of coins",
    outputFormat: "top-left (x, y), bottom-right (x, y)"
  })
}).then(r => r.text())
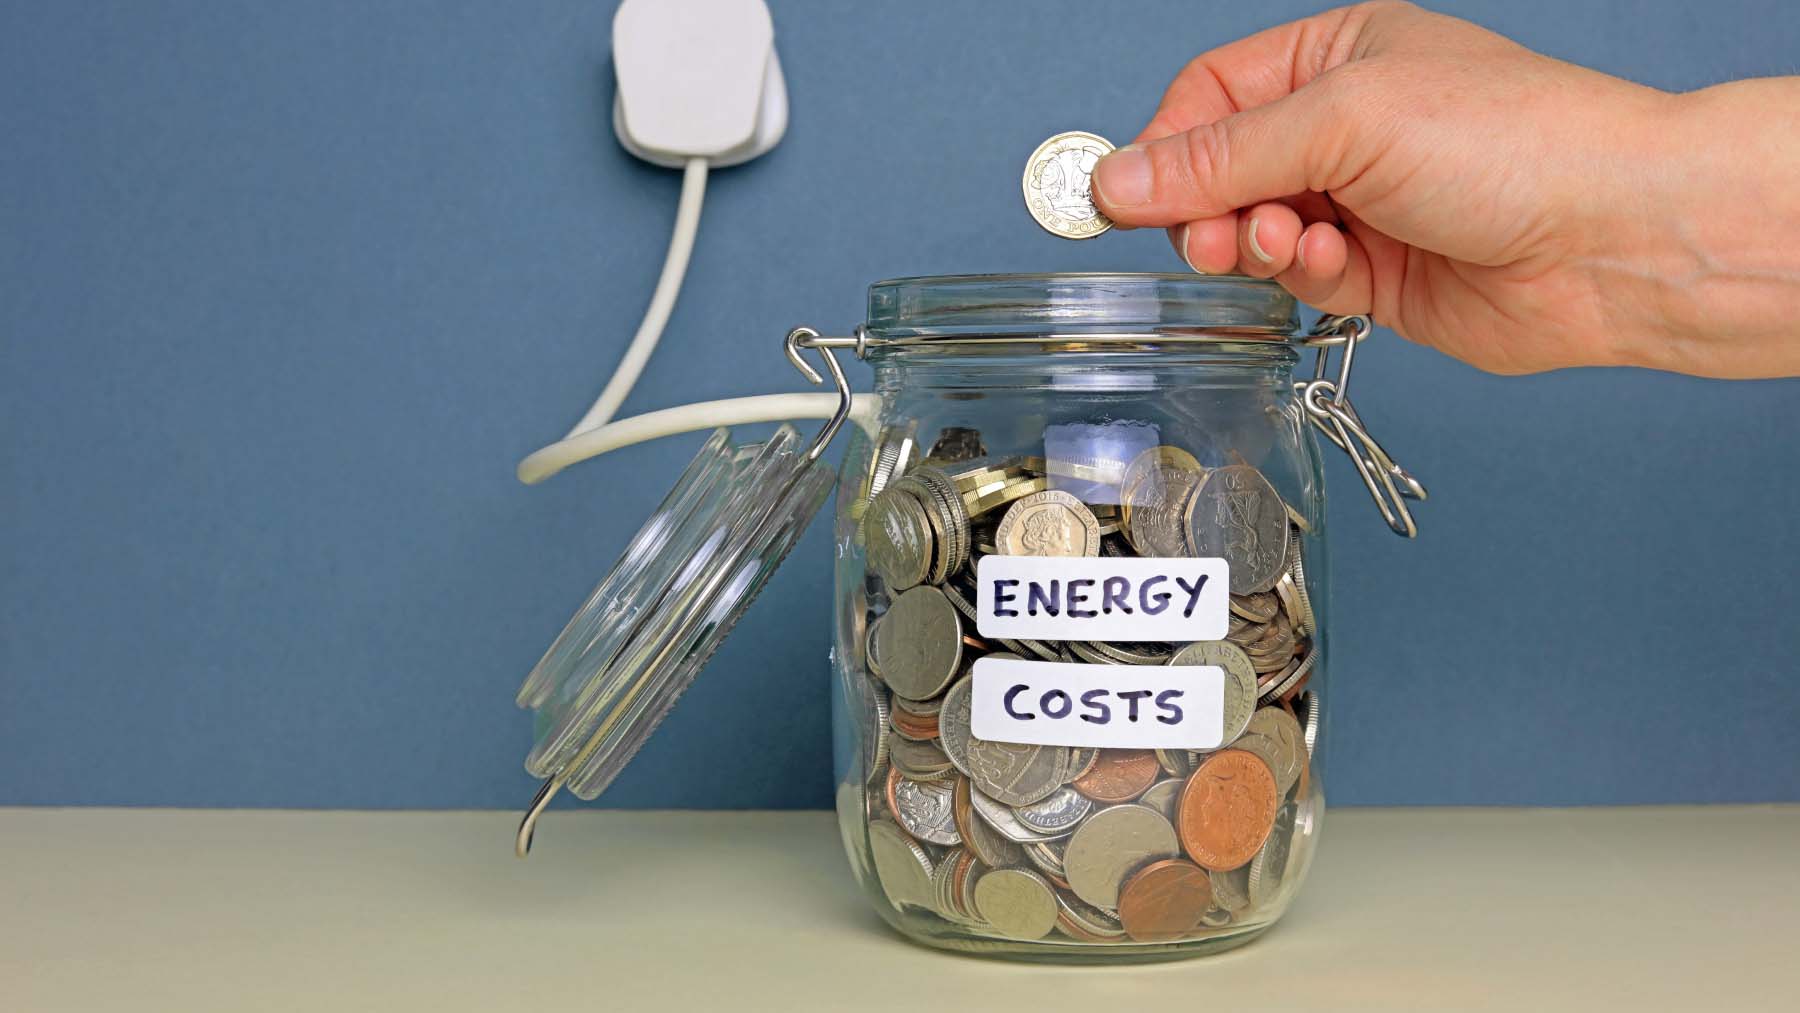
top-left (849, 434), bottom-right (1321, 945)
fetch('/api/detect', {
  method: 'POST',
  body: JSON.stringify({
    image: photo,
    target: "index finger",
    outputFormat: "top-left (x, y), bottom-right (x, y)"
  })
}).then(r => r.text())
top-left (1135, 5), bottom-right (1373, 143)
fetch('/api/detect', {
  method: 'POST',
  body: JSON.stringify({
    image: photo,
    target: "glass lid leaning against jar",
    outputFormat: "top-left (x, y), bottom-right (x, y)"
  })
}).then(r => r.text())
top-left (510, 273), bottom-right (1426, 964)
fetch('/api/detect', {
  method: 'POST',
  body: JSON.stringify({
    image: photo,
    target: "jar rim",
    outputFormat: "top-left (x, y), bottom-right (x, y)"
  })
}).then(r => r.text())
top-left (865, 272), bottom-right (1300, 342)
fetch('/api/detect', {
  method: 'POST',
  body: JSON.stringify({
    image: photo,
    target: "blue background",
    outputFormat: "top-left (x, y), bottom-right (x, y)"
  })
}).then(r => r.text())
top-left (2, 0), bottom-right (1796, 810)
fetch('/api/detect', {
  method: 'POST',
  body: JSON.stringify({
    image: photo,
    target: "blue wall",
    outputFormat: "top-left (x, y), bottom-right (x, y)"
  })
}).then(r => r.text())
top-left (2, 0), bottom-right (1795, 810)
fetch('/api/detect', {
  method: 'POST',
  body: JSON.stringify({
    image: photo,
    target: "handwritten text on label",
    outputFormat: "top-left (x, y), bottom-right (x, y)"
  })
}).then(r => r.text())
top-left (975, 555), bottom-right (1229, 642)
top-left (970, 656), bottom-right (1227, 750)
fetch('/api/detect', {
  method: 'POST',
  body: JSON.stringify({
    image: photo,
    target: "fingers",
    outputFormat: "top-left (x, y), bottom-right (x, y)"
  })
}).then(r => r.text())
top-left (1135, 4), bottom-right (1382, 142)
top-left (1093, 73), bottom-right (1365, 228)
top-left (1276, 222), bottom-right (1376, 317)
top-left (1163, 211), bottom-right (1378, 318)
top-left (1239, 204), bottom-right (1304, 277)
top-left (1170, 215), bottom-right (1240, 274)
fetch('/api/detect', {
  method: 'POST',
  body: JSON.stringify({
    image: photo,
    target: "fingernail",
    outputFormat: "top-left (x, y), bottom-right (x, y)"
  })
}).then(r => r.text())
top-left (1178, 224), bottom-right (1206, 274)
top-left (1092, 145), bottom-right (1153, 208)
top-left (1247, 217), bottom-right (1274, 264)
top-left (1295, 229), bottom-right (1309, 271)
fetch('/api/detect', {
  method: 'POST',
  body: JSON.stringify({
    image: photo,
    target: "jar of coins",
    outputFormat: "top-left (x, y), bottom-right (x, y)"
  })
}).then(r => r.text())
top-left (831, 272), bottom-right (1421, 961)
top-left (512, 272), bottom-right (1422, 965)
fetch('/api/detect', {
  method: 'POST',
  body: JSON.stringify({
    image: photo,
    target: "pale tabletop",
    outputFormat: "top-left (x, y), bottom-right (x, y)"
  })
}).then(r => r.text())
top-left (2, 806), bottom-right (1795, 1012)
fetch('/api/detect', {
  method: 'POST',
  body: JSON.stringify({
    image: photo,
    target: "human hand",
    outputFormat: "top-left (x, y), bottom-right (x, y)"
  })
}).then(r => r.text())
top-left (1091, 2), bottom-right (1800, 378)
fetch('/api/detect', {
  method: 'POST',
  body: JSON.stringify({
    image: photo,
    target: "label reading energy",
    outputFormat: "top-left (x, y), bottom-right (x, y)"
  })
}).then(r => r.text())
top-left (975, 555), bottom-right (1229, 643)
top-left (969, 656), bottom-right (1227, 750)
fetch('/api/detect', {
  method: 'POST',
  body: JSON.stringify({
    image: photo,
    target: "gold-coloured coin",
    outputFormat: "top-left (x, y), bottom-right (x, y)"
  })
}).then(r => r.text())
top-left (1023, 131), bottom-right (1116, 240)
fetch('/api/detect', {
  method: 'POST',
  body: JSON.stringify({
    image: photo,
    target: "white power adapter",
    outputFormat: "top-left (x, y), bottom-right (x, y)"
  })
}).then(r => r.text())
top-left (613, 0), bottom-right (788, 168)
top-left (520, 0), bottom-right (812, 483)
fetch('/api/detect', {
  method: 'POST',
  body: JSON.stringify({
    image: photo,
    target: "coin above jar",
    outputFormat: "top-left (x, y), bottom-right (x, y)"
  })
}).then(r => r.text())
top-left (1022, 131), bottom-right (1115, 239)
top-left (850, 442), bottom-right (1322, 947)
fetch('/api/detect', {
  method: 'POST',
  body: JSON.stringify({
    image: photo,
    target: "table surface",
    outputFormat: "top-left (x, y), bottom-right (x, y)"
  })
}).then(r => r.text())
top-left (3, 806), bottom-right (1796, 1012)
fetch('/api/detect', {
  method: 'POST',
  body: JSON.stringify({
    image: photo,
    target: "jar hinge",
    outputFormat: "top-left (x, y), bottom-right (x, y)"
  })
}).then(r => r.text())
top-left (1298, 315), bottom-right (1427, 537)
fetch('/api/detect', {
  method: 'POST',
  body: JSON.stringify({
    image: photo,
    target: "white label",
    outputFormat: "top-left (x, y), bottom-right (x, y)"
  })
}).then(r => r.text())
top-left (969, 656), bottom-right (1226, 750)
top-left (975, 555), bottom-right (1229, 642)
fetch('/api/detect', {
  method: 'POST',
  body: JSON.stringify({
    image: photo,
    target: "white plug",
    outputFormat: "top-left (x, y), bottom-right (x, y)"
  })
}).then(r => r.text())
top-left (520, 0), bottom-right (792, 480)
top-left (612, 0), bottom-right (788, 168)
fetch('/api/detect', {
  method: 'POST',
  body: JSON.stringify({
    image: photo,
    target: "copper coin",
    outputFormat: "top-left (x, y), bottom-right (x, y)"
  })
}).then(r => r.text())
top-left (1177, 749), bottom-right (1279, 871)
top-left (1071, 748), bottom-right (1160, 803)
top-left (1118, 859), bottom-right (1213, 942)
top-left (889, 707), bottom-right (939, 741)
top-left (949, 849), bottom-right (980, 920)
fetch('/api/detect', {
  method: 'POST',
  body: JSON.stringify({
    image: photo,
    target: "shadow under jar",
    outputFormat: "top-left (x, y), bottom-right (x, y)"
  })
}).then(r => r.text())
top-left (832, 274), bottom-right (1334, 962)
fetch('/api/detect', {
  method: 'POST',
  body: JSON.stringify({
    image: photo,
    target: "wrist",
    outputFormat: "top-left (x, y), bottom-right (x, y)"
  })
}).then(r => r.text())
top-left (1595, 82), bottom-right (1800, 376)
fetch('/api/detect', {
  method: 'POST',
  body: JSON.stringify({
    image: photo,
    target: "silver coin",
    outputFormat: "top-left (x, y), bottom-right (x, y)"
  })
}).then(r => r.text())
top-left (1013, 786), bottom-right (1094, 835)
top-left (931, 847), bottom-right (982, 926)
top-left (835, 781), bottom-right (870, 882)
top-left (1063, 803), bottom-right (1180, 911)
top-left (1120, 446), bottom-right (1204, 557)
top-left (1246, 802), bottom-right (1297, 910)
top-left (974, 868), bottom-right (1059, 941)
top-left (863, 486), bottom-right (935, 591)
top-left (1138, 778), bottom-right (1184, 823)
top-left (1229, 591), bottom-right (1281, 624)
top-left (1019, 638), bottom-right (1065, 663)
top-left (957, 783), bottom-right (1025, 869)
top-left (893, 775), bottom-right (962, 847)
top-left (1185, 464), bottom-right (1290, 594)
top-left (865, 423), bottom-right (917, 505)
top-left (1284, 781), bottom-right (1322, 896)
top-left (1258, 649), bottom-right (1315, 705)
top-left (892, 691), bottom-right (943, 719)
top-left (1062, 747), bottom-right (1098, 784)
top-left (895, 469), bottom-right (969, 584)
top-left (874, 586), bottom-right (963, 702)
top-left (1066, 641), bottom-right (1121, 665)
top-left (966, 737), bottom-right (1066, 806)
top-left (1209, 864), bottom-right (1251, 914)
top-left (1087, 640), bottom-right (1172, 665)
top-left (1153, 749), bottom-right (1195, 778)
top-left (941, 579), bottom-right (979, 622)
top-left (1168, 640), bottom-right (1259, 745)
top-left (868, 819), bottom-right (935, 910)
top-left (1055, 892), bottom-right (1127, 939)
top-left (1024, 838), bottom-right (1068, 879)
top-left (936, 675), bottom-right (976, 778)
top-left (1297, 690), bottom-right (1321, 756)
top-left (1288, 536), bottom-right (1317, 629)
top-left (1021, 131), bottom-right (1115, 240)
top-left (969, 785), bottom-right (1058, 843)
top-left (889, 735), bottom-right (953, 780)
top-left (864, 674), bottom-right (891, 777)
top-left (1237, 707), bottom-right (1307, 797)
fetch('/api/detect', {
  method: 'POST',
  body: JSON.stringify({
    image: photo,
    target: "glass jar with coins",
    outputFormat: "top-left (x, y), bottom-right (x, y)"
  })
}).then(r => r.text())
top-left (825, 271), bottom-right (1429, 962)
top-left (510, 149), bottom-right (1422, 969)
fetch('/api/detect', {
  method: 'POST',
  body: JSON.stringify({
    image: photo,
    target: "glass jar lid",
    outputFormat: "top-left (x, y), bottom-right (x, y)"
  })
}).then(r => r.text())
top-left (513, 331), bottom-right (856, 855)
top-left (515, 425), bottom-right (835, 832)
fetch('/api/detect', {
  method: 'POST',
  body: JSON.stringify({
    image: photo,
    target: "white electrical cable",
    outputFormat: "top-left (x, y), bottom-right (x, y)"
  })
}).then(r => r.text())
top-left (519, 156), bottom-right (709, 481)
top-left (519, 153), bottom-right (866, 485)
top-left (517, 392), bottom-right (879, 485)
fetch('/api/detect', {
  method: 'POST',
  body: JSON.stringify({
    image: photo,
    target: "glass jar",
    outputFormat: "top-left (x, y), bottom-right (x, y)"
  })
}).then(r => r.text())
top-left (513, 272), bottom-right (1421, 966)
top-left (829, 274), bottom-right (1353, 961)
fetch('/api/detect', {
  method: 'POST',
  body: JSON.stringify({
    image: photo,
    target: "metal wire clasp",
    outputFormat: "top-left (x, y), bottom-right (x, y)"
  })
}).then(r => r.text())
top-left (1298, 315), bottom-right (1427, 537)
top-left (784, 326), bottom-right (859, 462)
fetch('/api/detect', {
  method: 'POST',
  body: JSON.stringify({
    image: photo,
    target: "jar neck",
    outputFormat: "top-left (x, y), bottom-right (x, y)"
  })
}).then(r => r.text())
top-left (867, 341), bottom-right (1300, 394)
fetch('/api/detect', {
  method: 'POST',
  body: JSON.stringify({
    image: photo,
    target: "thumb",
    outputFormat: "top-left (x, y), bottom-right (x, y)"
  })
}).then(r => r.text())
top-left (1092, 75), bottom-right (1365, 227)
